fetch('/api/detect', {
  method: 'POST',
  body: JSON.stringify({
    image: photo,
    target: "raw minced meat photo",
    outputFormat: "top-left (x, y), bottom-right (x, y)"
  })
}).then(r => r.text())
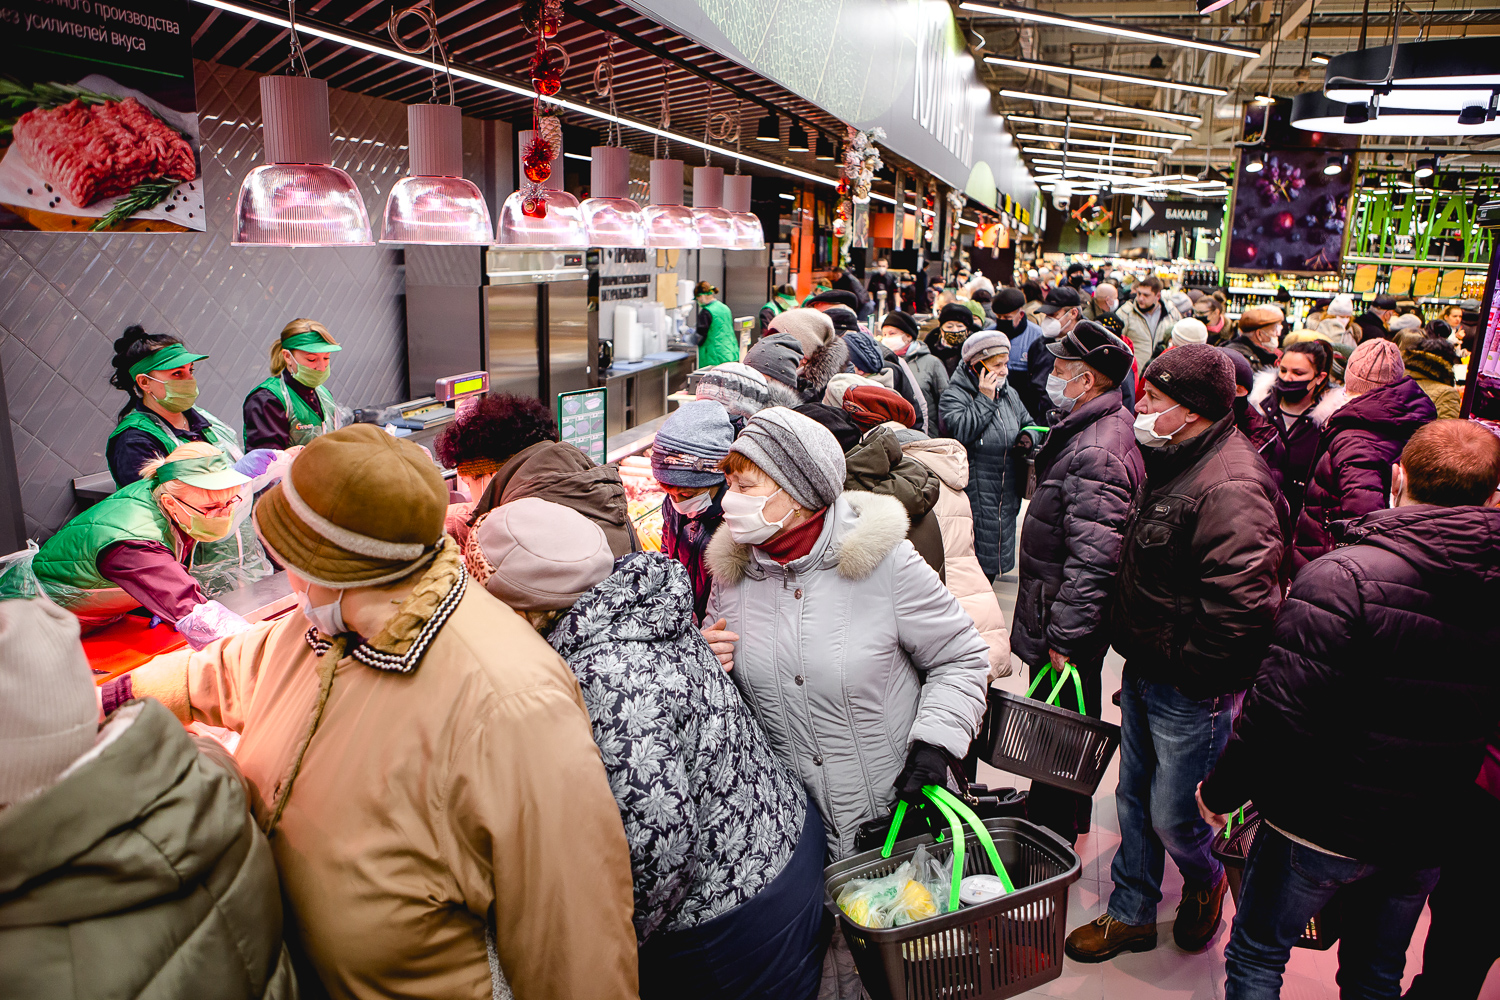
top-left (13, 97), bottom-right (198, 208)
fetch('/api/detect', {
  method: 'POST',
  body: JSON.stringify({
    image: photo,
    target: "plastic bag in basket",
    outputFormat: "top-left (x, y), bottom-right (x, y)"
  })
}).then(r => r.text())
top-left (837, 860), bottom-right (912, 928)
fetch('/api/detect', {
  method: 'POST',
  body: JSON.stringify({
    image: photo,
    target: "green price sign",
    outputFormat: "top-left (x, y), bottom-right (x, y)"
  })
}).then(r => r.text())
top-left (556, 387), bottom-right (607, 465)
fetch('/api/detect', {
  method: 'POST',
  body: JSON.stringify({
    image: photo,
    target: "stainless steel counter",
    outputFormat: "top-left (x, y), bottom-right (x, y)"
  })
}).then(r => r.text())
top-left (602, 349), bottom-right (698, 439)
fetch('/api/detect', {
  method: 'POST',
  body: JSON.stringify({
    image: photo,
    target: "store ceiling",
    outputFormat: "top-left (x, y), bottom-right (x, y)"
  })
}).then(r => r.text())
top-left (967, 0), bottom-right (1500, 181)
top-left (187, 0), bottom-right (914, 190)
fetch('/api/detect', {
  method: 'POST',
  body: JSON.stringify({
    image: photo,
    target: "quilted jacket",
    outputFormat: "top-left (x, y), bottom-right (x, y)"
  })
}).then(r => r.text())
top-left (1012, 389), bottom-right (1143, 668)
top-left (705, 491), bottom-right (990, 860)
top-left (939, 362), bottom-right (1033, 579)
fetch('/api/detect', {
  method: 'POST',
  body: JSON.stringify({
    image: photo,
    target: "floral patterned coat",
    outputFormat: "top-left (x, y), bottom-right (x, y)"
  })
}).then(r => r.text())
top-left (546, 551), bottom-right (808, 942)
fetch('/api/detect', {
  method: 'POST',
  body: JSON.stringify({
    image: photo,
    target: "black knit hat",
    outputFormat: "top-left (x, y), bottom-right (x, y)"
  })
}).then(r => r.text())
top-left (810, 289), bottom-right (860, 311)
top-left (939, 304), bottom-right (979, 331)
top-left (994, 286), bottom-right (1026, 314)
top-left (879, 311), bottom-right (920, 340)
top-left (1142, 344), bottom-right (1235, 419)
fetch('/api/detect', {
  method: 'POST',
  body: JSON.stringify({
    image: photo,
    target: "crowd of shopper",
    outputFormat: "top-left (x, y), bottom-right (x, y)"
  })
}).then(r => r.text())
top-left (2, 259), bottom-right (1496, 1000)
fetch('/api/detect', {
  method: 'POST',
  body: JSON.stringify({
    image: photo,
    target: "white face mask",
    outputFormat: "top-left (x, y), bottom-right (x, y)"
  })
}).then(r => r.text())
top-left (721, 487), bottom-right (791, 545)
top-left (880, 334), bottom-right (909, 353)
top-left (294, 582), bottom-right (348, 636)
top-left (1046, 370), bottom-right (1087, 413)
top-left (1133, 404), bottom-right (1183, 448)
top-left (670, 490), bottom-right (714, 516)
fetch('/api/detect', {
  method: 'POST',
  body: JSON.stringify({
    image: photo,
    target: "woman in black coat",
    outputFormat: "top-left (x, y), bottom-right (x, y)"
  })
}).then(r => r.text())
top-left (1249, 340), bottom-right (1345, 524)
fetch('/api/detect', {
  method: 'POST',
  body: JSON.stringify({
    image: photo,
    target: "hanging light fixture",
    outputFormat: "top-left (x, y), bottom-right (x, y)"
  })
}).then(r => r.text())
top-left (691, 166), bottom-right (738, 248)
top-left (815, 133), bottom-right (836, 160)
top-left (381, 104), bottom-right (492, 244)
top-left (233, 4), bottom-right (371, 247)
top-left (580, 146), bottom-right (646, 247)
top-left (496, 127), bottom-right (586, 247)
top-left (1323, 153), bottom-right (1346, 176)
top-left (1243, 151), bottom-right (1265, 173)
top-left (756, 113), bottom-right (781, 142)
top-left (644, 159), bottom-right (700, 248)
top-left (787, 124), bottom-right (810, 152)
top-left (723, 174), bottom-right (764, 250)
top-left (1414, 156), bottom-right (1436, 180)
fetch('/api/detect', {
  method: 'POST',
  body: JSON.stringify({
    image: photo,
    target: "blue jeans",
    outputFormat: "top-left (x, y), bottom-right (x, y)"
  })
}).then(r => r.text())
top-left (1107, 671), bottom-right (1241, 926)
top-left (1224, 824), bottom-right (1440, 1000)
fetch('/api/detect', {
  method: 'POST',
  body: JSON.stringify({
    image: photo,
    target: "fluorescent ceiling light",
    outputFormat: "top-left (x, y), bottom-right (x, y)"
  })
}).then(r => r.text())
top-left (999, 90), bottom-right (1201, 125)
top-left (1015, 133), bottom-right (1167, 153)
top-left (959, 2), bottom-right (1259, 59)
top-left (984, 56), bottom-right (1228, 97)
top-left (778, 192), bottom-right (796, 200)
top-left (1004, 115), bottom-right (1191, 141)
top-left (1023, 147), bottom-right (1159, 165)
top-left (562, 152), bottom-right (591, 161)
top-left (1033, 160), bottom-right (1153, 174)
top-left (1310, 52), bottom-right (1331, 66)
top-left (190, 0), bottom-right (848, 193)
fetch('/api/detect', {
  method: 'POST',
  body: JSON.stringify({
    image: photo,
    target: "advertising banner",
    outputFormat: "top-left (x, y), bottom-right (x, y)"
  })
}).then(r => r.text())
top-left (0, 0), bottom-right (203, 233)
top-left (618, 0), bottom-right (1034, 213)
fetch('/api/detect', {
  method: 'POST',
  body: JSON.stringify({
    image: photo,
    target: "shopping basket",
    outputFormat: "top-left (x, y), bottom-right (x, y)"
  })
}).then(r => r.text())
top-left (977, 662), bottom-right (1121, 795)
top-left (825, 786), bottom-right (1081, 1000)
top-left (1210, 805), bottom-right (1343, 950)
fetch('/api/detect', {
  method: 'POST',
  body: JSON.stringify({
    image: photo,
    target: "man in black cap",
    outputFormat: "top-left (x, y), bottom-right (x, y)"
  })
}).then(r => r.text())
top-left (1354, 293), bottom-right (1399, 343)
top-left (1023, 284), bottom-right (1086, 420)
top-left (808, 288), bottom-right (864, 335)
top-left (996, 285), bottom-right (1048, 418)
top-left (1013, 322), bottom-right (1144, 846)
top-left (1067, 345), bottom-right (1284, 964)
top-left (828, 265), bottom-right (871, 318)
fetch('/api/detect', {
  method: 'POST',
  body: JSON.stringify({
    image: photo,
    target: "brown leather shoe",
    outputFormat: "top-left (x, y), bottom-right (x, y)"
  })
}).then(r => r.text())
top-left (1064, 914), bottom-right (1158, 963)
top-left (1173, 873), bottom-right (1229, 952)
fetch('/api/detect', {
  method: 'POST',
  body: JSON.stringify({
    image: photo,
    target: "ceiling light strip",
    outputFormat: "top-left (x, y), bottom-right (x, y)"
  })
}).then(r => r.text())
top-left (999, 90), bottom-right (1201, 125)
top-left (983, 56), bottom-right (1228, 97)
top-left (959, 2), bottom-right (1259, 59)
top-left (192, 0), bottom-right (850, 192)
top-left (1015, 133), bottom-right (1167, 153)
top-left (1004, 114), bottom-right (1191, 141)
top-left (1032, 160), bottom-right (1152, 175)
top-left (1022, 147), bottom-right (1159, 165)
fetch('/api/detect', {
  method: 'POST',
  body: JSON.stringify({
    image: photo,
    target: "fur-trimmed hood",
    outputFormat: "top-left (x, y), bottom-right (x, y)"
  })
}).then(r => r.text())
top-left (799, 337), bottom-right (851, 403)
top-left (704, 490), bottom-right (909, 586)
top-left (1249, 368), bottom-right (1347, 427)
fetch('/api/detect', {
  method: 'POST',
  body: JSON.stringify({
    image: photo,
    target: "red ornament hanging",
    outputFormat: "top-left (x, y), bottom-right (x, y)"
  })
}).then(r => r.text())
top-left (519, 0), bottom-right (562, 37)
top-left (529, 44), bottom-right (569, 97)
top-left (519, 0), bottom-right (568, 218)
top-left (523, 133), bottom-right (553, 184)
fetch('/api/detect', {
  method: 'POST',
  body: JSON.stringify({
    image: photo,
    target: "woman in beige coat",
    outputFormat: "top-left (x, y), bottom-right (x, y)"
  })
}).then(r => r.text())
top-left (901, 436), bottom-right (1011, 680)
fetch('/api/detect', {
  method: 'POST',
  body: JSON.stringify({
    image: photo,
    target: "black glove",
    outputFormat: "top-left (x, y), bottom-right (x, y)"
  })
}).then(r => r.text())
top-left (892, 741), bottom-right (960, 804)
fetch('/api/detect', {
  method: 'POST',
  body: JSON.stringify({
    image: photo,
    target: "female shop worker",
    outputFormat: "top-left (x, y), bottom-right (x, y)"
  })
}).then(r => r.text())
top-left (243, 318), bottom-right (342, 449)
top-left (32, 442), bottom-right (254, 647)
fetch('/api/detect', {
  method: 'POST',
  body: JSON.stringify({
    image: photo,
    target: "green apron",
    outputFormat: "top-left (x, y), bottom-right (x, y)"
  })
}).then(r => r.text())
top-left (33, 478), bottom-right (187, 630)
top-left (699, 299), bottom-right (739, 367)
top-left (249, 374), bottom-right (337, 448)
top-left (107, 407), bottom-right (271, 597)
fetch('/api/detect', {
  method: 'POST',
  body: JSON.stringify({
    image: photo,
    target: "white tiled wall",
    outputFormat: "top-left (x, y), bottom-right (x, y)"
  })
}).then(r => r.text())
top-left (0, 61), bottom-right (425, 539)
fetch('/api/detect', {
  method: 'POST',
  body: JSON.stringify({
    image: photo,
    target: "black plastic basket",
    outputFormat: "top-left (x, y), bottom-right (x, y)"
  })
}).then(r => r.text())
top-left (977, 668), bottom-right (1122, 795)
top-left (1211, 807), bottom-right (1343, 950)
top-left (825, 814), bottom-right (1081, 1000)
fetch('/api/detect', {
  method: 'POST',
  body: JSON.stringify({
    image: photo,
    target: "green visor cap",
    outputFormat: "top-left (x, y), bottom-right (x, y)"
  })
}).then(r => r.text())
top-left (280, 331), bottom-right (343, 353)
top-left (153, 453), bottom-right (251, 492)
top-left (128, 343), bottom-right (210, 380)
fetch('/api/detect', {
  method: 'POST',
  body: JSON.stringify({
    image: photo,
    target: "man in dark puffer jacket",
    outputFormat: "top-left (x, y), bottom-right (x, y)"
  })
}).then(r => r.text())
top-left (1068, 346), bottom-right (1283, 964)
top-left (1199, 420), bottom-right (1500, 1000)
top-left (1012, 322), bottom-right (1142, 845)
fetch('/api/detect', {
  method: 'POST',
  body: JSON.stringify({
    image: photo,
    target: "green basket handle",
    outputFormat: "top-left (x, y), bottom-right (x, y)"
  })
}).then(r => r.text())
top-left (926, 786), bottom-right (1016, 894)
top-left (1222, 805), bottom-right (1247, 840)
top-left (878, 786), bottom-right (1017, 911)
top-left (1025, 661), bottom-right (1087, 715)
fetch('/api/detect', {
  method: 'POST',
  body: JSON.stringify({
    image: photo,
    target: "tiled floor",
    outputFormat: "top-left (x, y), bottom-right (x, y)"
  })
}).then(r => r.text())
top-left (984, 564), bottom-right (1500, 1000)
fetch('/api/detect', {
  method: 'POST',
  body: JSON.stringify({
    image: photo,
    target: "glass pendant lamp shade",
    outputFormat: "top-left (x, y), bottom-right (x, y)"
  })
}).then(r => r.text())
top-left (580, 146), bottom-right (646, 247)
top-left (381, 104), bottom-right (492, 244)
top-left (497, 129), bottom-right (586, 247)
top-left (723, 174), bottom-right (765, 250)
top-left (234, 76), bottom-right (373, 246)
top-left (643, 159), bottom-right (701, 249)
top-left (691, 167), bottom-right (738, 249)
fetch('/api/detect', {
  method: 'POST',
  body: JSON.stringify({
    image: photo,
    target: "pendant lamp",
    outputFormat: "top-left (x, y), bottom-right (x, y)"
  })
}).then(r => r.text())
top-left (1292, 38), bottom-right (1500, 136)
top-left (723, 174), bottom-right (765, 250)
top-left (580, 146), bottom-right (646, 247)
top-left (691, 167), bottom-right (737, 249)
top-left (497, 129), bottom-right (587, 247)
top-left (234, 76), bottom-right (372, 246)
top-left (381, 104), bottom-right (492, 244)
top-left (643, 159), bottom-right (701, 249)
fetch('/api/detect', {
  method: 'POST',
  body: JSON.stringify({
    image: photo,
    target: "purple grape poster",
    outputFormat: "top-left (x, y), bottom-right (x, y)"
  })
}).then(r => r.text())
top-left (1227, 147), bottom-right (1352, 274)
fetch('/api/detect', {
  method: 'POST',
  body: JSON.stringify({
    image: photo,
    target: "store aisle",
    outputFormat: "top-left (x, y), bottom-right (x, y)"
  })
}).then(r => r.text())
top-left (983, 566), bottom-right (1500, 1000)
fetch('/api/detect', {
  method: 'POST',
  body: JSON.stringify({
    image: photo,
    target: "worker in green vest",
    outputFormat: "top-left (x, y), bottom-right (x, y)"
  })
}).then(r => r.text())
top-left (757, 283), bottom-right (798, 337)
top-left (243, 318), bottom-right (343, 450)
top-left (32, 442), bottom-right (255, 648)
top-left (105, 325), bottom-right (276, 596)
top-left (693, 281), bottom-right (739, 367)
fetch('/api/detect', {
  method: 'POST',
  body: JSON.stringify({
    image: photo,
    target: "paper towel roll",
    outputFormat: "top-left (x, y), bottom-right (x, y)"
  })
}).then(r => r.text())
top-left (616, 306), bottom-right (643, 362)
top-left (676, 278), bottom-right (693, 308)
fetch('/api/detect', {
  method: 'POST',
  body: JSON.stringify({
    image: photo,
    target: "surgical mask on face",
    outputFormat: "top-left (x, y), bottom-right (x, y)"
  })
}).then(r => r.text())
top-left (670, 490), bottom-right (714, 516)
top-left (1275, 376), bottom-right (1314, 402)
top-left (294, 582), bottom-right (348, 636)
top-left (166, 496), bottom-right (234, 542)
top-left (881, 334), bottom-right (909, 354)
top-left (1133, 404), bottom-right (1182, 448)
top-left (291, 363), bottom-right (330, 389)
top-left (1046, 370), bottom-right (1087, 413)
top-left (145, 376), bottom-right (199, 413)
top-left (721, 487), bottom-right (791, 545)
